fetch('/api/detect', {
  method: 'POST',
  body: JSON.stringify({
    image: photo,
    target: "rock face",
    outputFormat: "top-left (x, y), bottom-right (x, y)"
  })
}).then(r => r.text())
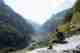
top-left (41, 8), bottom-right (73, 32)
top-left (0, 0), bottom-right (34, 50)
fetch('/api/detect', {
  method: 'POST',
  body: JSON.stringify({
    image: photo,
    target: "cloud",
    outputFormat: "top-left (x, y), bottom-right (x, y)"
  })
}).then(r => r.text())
top-left (48, 0), bottom-right (76, 16)
top-left (48, 0), bottom-right (64, 14)
top-left (15, 0), bottom-right (48, 25)
top-left (48, 0), bottom-right (64, 8)
top-left (64, 0), bottom-right (76, 9)
top-left (4, 0), bottom-right (48, 25)
top-left (4, 0), bottom-right (76, 24)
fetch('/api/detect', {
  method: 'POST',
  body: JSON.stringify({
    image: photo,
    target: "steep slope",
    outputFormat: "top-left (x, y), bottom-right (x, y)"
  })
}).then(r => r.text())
top-left (41, 8), bottom-right (73, 32)
top-left (0, 0), bottom-right (34, 51)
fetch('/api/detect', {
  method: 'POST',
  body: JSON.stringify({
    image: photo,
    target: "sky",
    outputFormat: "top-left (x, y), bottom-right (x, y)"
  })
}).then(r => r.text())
top-left (4, 0), bottom-right (76, 25)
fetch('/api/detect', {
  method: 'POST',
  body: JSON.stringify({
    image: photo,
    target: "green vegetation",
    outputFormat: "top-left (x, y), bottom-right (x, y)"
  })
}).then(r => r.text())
top-left (48, 0), bottom-right (80, 47)
top-left (0, 23), bottom-right (16, 32)
top-left (0, 6), bottom-right (9, 16)
top-left (57, 0), bottom-right (80, 36)
top-left (27, 40), bottom-right (48, 50)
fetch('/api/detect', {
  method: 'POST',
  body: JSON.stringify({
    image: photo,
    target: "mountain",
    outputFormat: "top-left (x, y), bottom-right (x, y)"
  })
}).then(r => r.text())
top-left (41, 8), bottom-right (73, 32)
top-left (32, 8), bottom-right (73, 44)
top-left (29, 9), bottom-right (73, 50)
top-left (0, 0), bottom-right (34, 50)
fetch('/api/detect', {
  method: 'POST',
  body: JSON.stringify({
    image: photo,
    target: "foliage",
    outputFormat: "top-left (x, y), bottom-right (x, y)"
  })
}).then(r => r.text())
top-left (48, 0), bottom-right (80, 47)
top-left (28, 40), bottom-right (48, 50)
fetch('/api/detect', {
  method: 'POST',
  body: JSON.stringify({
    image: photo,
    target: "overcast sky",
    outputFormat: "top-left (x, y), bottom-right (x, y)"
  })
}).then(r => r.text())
top-left (4, 0), bottom-right (76, 25)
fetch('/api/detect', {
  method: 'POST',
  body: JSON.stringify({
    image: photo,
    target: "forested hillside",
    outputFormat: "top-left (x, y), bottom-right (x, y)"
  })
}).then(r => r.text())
top-left (0, 0), bottom-right (34, 52)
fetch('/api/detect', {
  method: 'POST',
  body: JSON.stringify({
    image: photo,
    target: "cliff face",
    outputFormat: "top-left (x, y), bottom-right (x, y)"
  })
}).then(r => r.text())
top-left (41, 8), bottom-right (73, 32)
top-left (71, 0), bottom-right (80, 29)
top-left (0, 0), bottom-right (34, 49)
top-left (43, 0), bottom-right (80, 33)
top-left (60, 0), bottom-right (80, 32)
